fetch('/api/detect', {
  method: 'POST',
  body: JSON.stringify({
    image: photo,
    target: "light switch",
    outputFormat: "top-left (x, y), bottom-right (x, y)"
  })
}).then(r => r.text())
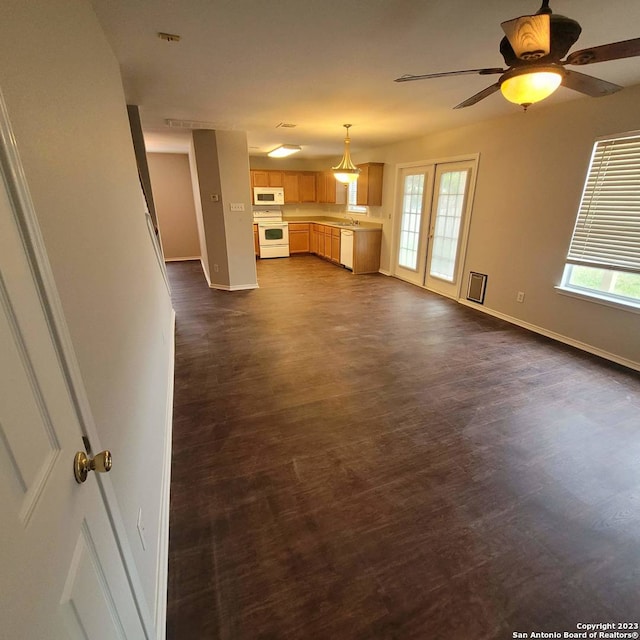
top-left (229, 202), bottom-right (245, 212)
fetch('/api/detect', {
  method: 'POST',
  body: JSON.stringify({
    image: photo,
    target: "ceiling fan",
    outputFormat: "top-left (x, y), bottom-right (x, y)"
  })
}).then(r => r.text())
top-left (395, 0), bottom-right (640, 109)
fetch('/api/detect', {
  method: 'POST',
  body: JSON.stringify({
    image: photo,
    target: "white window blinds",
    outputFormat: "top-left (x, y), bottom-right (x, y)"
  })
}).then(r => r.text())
top-left (566, 132), bottom-right (640, 274)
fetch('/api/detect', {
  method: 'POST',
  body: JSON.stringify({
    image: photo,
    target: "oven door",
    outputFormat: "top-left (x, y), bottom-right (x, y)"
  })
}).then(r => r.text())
top-left (258, 222), bottom-right (289, 258)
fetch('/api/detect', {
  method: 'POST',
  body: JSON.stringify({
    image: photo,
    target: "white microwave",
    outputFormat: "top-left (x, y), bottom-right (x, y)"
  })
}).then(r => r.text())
top-left (253, 187), bottom-right (285, 206)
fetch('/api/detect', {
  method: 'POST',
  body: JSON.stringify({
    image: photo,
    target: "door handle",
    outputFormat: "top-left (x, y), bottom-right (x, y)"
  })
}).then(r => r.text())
top-left (74, 450), bottom-right (112, 484)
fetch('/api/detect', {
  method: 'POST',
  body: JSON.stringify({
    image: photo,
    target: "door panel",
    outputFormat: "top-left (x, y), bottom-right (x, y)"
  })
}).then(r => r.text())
top-left (0, 148), bottom-right (144, 639)
top-left (425, 162), bottom-right (475, 299)
top-left (394, 166), bottom-right (434, 285)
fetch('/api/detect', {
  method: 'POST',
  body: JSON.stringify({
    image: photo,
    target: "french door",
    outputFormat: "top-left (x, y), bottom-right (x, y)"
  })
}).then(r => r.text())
top-left (395, 160), bottom-right (476, 299)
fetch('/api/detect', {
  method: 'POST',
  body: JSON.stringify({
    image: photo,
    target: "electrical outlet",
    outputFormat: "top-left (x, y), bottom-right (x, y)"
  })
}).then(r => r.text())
top-left (213, 264), bottom-right (219, 272)
top-left (516, 291), bottom-right (525, 303)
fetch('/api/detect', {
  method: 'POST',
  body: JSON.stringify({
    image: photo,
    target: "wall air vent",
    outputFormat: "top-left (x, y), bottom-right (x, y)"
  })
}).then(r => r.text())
top-left (467, 272), bottom-right (488, 304)
top-left (276, 123), bottom-right (297, 128)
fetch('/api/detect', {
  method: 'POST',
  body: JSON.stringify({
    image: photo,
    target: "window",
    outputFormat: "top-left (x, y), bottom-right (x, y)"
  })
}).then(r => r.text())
top-left (559, 131), bottom-right (640, 310)
top-left (398, 173), bottom-right (426, 270)
top-left (347, 180), bottom-right (367, 214)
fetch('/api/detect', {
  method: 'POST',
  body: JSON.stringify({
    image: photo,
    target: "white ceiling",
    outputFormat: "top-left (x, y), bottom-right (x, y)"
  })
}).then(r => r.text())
top-left (89, 0), bottom-right (640, 158)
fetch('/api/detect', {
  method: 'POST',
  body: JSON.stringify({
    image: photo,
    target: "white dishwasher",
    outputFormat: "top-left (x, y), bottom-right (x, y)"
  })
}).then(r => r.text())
top-left (340, 229), bottom-right (354, 269)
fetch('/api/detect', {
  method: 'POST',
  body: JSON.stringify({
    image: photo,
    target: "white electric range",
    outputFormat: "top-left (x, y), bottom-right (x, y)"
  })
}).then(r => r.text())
top-left (253, 209), bottom-right (290, 258)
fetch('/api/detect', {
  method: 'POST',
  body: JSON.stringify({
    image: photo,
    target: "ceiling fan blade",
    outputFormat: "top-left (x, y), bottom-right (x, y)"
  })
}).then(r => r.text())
top-left (565, 37), bottom-right (640, 66)
top-left (394, 68), bottom-right (504, 82)
top-left (501, 14), bottom-right (550, 60)
top-left (454, 83), bottom-right (501, 109)
top-left (561, 69), bottom-right (623, 97)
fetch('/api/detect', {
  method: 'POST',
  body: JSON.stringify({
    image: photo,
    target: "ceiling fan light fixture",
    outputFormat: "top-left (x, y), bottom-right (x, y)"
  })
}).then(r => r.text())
top-left (267, 144), bottom-right (302, 158)
top-left (332, 124), bottom-right (361, 184)
top-left (500, 67), bottom-right (563, 108)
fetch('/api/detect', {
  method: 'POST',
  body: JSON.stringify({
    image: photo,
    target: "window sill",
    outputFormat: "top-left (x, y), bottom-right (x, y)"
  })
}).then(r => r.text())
top-left (555, 285), bottom-right (640, 315)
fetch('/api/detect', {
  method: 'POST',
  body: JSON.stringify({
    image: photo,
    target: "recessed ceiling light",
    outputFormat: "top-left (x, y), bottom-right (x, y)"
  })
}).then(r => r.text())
top-left (268, 145), bottom-right (302, 158)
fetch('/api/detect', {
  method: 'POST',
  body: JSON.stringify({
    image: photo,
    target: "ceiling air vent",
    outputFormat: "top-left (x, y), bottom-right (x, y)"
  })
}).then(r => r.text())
top-left (276, 123), bottom-right (297, 128)
top-left (158, 32), bottom-right (181, 43)
top-left (165, 119), bottom-right (221, 130)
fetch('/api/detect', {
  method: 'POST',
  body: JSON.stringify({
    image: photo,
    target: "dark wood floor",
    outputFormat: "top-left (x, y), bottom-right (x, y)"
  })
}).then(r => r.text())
top-left (166, 256), bottom-right (640, 640)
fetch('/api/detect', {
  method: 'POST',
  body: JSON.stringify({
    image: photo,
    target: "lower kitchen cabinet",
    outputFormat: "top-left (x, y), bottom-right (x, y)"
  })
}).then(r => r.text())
top-left (288, 223), bottom-right (310, 253)
top-left (351, 229), bottom-right (382, 274)
top-left (281, 221), bottom-right (382, 274)
top-left (331, 227), bottom-right (340, 263)
top-left (253, 223), bottom-right (259, 256)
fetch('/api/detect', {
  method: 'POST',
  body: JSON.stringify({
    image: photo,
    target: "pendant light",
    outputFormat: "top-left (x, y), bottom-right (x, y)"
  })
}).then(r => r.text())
top-left (332, 124), bottom-right (361, 184)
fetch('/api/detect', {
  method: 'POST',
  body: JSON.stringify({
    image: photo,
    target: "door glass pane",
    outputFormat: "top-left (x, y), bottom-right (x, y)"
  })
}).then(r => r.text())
top-left (429, 170), bottom-right (469, 282)
top-left (398, 174), bottom-right (425, 269)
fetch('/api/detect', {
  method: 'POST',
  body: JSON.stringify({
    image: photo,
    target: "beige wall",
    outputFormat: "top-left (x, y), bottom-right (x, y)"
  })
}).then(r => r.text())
top-left (148, 153), bottom-right (200, 260)
top-left (353, 86), bottom-right (640, 368)
top-left (0, 0), bottom-right (174, 624)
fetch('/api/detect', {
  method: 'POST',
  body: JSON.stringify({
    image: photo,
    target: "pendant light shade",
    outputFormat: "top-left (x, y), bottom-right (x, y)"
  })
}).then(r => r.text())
top-left (500, 66), bottom-right (563, 109)
top-left (332, 124), bottom-right (361, 184)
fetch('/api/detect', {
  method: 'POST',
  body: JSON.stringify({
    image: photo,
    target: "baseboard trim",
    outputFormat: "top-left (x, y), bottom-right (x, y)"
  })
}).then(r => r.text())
top-left (209, 282), bottom-right (259, 291)
top-left (164, 256), bottom-right (200, 262)
top-left (379, 269), bottom-right (392, 276)
top-left (458, 298), bottom-right (640, 372)
top-left (153, 309), bottom-right (175, 640)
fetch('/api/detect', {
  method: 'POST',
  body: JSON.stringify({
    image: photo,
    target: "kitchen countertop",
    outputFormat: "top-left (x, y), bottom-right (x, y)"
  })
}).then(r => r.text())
top-left (282, 217), bottom-right (383, 232)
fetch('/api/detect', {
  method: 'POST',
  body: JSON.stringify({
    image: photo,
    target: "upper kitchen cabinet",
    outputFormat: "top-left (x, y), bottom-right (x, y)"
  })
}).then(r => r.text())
top-left (299, 172), bottom-right (316, 202)
top-left (251, 170), bottom-right (284, 188)
top-left (284, 171), bottom-right (316, 203)
top-left (356, 162), bottom-right (384, 206)
top-left (283, 172), bottom-right (300, 203)
top-left (316, 172), bottom-right (347, 205)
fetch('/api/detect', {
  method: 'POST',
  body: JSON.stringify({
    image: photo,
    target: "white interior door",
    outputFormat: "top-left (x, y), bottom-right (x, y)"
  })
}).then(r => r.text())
top-left (394, 165), bottom-right (434, 286)
top-left (0, 159), bottom-right (146, 638)
top-left (425, 162), bottom-right (475, 298)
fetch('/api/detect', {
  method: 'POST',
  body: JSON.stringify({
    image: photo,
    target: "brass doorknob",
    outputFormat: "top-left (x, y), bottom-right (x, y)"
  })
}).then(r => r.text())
top-left (74, 450), bottom-right (112, 484)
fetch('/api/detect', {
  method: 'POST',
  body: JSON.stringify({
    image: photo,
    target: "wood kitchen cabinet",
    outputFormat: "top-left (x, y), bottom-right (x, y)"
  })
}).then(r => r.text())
top-left (304, 222), bottom-right (382, 273)
top-left (356, 162), bottom-right (384, 206)
top-left (310, 223), bottom-right (319, 254)
top-left (331, 227), bottom-right (340, 263)
top-left (299, 172), bottom-right (316, 202)
top-left (316, 172), bottom-right (346, 205)
top-left (251, 170), bottom-right (284, 188)
top-left (253, 224), bottom-right (259, 256)
top-left (283, 171), bottom-right (316, 203)
top-left (324, 226), bottom-right (332, 259)
top-left (283, 172), bottom-right (299, 203)
top-left (352, 229), bottom-right (382, 274)
top-left (288, 223), bottom-right (310, 253)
